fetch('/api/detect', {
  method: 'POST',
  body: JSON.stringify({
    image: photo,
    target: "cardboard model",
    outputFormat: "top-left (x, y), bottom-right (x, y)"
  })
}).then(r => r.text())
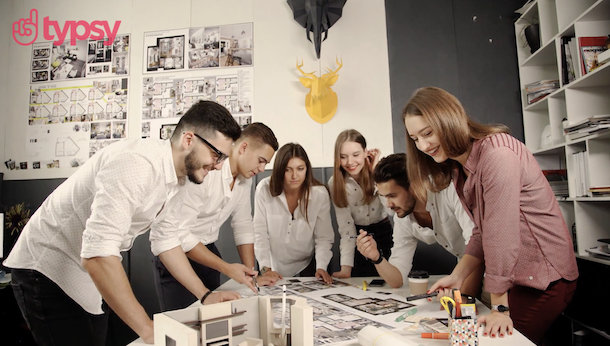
top-left (153, 295), bottom-right (313, 346)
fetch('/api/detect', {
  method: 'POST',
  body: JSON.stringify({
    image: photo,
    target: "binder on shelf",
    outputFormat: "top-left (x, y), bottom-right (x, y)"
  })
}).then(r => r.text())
top-left (578, 36), bottom-right (608, 75)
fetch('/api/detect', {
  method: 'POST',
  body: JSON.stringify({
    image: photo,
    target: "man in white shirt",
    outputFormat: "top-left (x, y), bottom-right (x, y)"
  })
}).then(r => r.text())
top-left (356, 154), bottom-right (483, 296)
top-left (4, 101), bottom-right (245, 345)
top-left (153, 123), bottom-right (279, 311)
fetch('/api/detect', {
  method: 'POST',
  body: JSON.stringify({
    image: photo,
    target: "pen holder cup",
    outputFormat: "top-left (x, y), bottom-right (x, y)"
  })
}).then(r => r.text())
top-left (449, 317), bottom-right (478, 346)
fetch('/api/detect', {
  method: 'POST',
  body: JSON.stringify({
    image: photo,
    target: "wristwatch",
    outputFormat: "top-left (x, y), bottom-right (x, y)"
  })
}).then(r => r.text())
top-left (260, 266), bottom-right (271, 275)
top-left (491, 304), bottom-right (510, 313)
top-left (367, 249), bottom-right (384, 264)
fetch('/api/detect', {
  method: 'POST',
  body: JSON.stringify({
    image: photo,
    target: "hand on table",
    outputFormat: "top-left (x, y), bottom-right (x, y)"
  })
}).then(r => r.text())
top-left (356, 230), bottom-right (380, 262)
top-left (315, 269), bottom-right (333, 284)
top-left (262, 269), bottom-right (283, 281)
top-left (202, 291), bottom-right (241, 305)
top-left (479, 311), bottom-right (514, 338)
top-left (331, 265), bottom-right (352, 278)
top-left (224, 263), bottom-right (257, 293)
top-left (256, 274), bottom-right (278, 286)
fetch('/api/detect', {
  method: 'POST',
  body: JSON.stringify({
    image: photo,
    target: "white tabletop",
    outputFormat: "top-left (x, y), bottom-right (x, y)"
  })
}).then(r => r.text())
top-left (129, 275), bottom-right (534, 346)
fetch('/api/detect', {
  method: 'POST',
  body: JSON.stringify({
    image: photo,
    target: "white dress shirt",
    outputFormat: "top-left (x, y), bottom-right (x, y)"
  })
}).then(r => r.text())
top-left (388, 182), bottom-right (475, 287)
top-left (162, 158), bottom-right (254, 253)
top-left (4, 139), bottom-right (193, 314)
top-left (253, 177), bottom-right (334, 277)
top-left (328, 175), bottom-right (388, 267)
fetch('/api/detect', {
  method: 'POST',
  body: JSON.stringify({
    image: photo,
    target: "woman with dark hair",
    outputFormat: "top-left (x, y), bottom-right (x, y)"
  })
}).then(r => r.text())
top-left (328, 129), bottom-right (391, 278)
top-left (253, 143), bottom-right (334, 283)
top-left (403, 86), bottom-right (578, 344)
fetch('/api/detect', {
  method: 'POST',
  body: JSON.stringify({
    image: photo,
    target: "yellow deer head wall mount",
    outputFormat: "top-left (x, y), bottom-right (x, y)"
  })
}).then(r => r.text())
top-left (296, 58), bottom-right (342, 124)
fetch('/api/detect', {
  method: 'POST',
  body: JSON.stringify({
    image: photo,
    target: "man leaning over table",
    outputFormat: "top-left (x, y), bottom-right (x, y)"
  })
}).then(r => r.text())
top-left (153, 122), bottom-right (280, 311)
top-left (4, 101), bottom-right (242, 345)
top-left (356, 154), bottom-right (484, 297)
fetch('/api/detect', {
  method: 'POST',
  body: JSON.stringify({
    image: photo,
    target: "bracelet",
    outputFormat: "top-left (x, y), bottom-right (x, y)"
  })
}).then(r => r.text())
top-left (367, 249), bottom-right (384, 264)
top-left (200, 291), bottom-right (213, 305)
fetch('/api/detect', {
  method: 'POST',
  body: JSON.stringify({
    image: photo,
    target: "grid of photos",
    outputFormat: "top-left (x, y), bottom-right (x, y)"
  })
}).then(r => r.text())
top-left (143, 23), bottom-right (252, 73)
top-left (30, 35), bottom-right (131, 83)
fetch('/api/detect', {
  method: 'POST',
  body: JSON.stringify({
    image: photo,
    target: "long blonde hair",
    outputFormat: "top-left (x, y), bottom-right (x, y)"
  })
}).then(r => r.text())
top-left (331, 129), bottom-right (376, 208)
top-left (402, 87), bottom-right (509, 201)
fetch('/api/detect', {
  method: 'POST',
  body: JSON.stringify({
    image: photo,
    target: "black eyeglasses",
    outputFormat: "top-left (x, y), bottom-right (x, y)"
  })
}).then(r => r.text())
top-left (192, 133), bottom-right (229, 164)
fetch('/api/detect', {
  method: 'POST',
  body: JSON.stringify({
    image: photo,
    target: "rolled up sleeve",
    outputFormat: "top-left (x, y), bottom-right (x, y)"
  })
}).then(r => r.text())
top-left (476, 147), bottom-right (521, 294)
top-left (231, 181), bottom-right (255, 246)
top-left (253, 182), bottom-right (272, 269)
top-left (81, 154), bottom-right (154, 260)
top-left (388, 215), bottom-right (418, 287)
top-left (150, 189), bottom-right (187, 256)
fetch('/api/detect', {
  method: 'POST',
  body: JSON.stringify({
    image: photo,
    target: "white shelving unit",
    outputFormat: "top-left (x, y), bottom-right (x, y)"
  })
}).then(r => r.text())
top-left (516, 0), bottom-right (610, 263)
top-left (515, 0), bottom-right (610, 342)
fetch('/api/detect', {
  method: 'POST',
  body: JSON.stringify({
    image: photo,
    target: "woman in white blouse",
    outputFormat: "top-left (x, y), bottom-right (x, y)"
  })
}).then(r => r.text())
top-left (254, 143), bottom-right (335, 283)
top-left (328, 129), bottom-right (391, 278)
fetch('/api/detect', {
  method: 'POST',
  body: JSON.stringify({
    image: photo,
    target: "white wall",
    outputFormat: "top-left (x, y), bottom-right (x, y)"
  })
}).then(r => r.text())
top-left (1, 0), bottom-right (393, 180)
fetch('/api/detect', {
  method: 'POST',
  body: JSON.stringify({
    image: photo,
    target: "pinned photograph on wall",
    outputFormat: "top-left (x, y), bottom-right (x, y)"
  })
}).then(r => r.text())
top-left (160, 124), bottom-right (177, 140)
top-left (32, 59), bottom-right (49, 71)
top-left (89, 140), bottom-right (118, 157)
top-left (46, 160), bottom-right (60, 168)
top-left (91, 122), bottom-right (112, 140)
top-left (236, 115), bottom-right (252, 129)
top-left (33, 161), bottom-right (41, 169)
top-left (156, 35), bottom-right (185, 70)
top-left (70, 158), bottom-right (85, 167)
top-left (142, 122), bottom-right (151, 138)
top-left (188, 27), bottom-right (220, 68)
top-left (50, 40), bottom-right (88, 80)
top-left (32, 71), bottom-right (48, 82)
top-left (219, 23), bottom-right (253, 66)
top-left (19, 162), bottom-right (28, 170)
top-left (147, 46), bottom-right (160, 71)
top-left (113, 35), bottom-right (129, 53)
top-left (33, 48), bottom-right (50, 59)
top-left (112, 121), bottom-right (127, 139)
top-left (5, 159), bottom-right (16, 170)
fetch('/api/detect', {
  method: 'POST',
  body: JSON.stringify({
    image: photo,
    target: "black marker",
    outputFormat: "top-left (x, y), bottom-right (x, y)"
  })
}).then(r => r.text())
top-left (406, 291), bottom-right (439, 301)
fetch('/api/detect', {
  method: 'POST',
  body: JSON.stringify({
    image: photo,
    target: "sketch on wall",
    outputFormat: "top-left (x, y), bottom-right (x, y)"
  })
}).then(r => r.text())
top-left (141, 68), bottom-right (253, 139)
top-left (23, 77), bottom-right (129, 170)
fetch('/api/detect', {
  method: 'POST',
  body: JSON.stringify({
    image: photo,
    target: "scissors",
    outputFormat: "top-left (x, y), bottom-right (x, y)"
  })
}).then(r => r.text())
top-left (440, 296), bottom-right (456, 318)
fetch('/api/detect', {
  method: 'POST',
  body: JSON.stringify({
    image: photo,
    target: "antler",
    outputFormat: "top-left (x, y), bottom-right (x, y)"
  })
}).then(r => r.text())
top-left (296, 59), bottom-right (316, 78)
top-left (322, 57), bottom-right (343, 79)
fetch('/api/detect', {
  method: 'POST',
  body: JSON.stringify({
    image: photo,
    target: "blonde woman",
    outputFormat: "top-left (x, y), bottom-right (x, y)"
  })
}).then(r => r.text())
top-left (328, 129), bottom-right (391, 278)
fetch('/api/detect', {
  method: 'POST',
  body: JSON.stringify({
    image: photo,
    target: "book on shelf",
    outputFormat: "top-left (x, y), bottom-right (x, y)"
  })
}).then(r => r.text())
top-left (524, 80), bottom-right (559, 105)
top-left (589, 186), bottom-right (610, 197)
top-left (578, 36), bottom-right (608, 75)
top-left (542, 170), bottom-right (569, 197)
top-left (599, 49), bottom-right (610, 65)
top-left (564, 114), bottom-right (610, 140)
top-left (560, 37), bottom-right (577, 85)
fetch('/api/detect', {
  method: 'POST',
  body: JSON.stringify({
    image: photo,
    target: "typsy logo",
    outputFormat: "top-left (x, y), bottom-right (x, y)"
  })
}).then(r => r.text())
top-left (13, 9), bottom-right (121, 46)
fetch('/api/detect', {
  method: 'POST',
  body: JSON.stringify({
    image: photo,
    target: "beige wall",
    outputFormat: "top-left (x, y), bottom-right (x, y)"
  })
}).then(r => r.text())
top-left (1, 0), bottom-right (392, 180)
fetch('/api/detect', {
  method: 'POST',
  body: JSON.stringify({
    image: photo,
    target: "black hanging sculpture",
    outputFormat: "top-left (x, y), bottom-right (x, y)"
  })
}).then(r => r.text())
top-left (287, 0), bottom-right (347, 59)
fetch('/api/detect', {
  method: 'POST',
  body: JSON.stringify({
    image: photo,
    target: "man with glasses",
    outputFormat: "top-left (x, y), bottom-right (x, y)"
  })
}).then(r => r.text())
top-left (153, 123), bottom-right (280, 311)
top-left (4, 101), bottom-right (242, 345)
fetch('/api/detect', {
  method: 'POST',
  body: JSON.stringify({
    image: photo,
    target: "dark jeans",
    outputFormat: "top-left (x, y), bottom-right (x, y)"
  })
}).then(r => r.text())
top-left (152, 243), bottom-right (222, 311)
top-left (11, 269), bottom-right (109, 346)
top-left (510, 278), bottom-right (577, 345)
top-left (353, 217), bottom-right (393, 277)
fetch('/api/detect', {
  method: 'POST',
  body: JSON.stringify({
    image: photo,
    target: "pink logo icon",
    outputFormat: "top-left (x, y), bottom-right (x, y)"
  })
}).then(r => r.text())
top-left (13, 9), bottom-right (38, 46)
top-left (12, 9), bottom-right (121, 46)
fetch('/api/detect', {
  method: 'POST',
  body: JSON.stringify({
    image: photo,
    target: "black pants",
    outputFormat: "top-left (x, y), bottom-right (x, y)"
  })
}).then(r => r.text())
top-left (11, 269), bottom-right (109, 346)
top-left (352, 217), bottom-right (393, 277)
top-left (152, 243), bottom-right (221, 311)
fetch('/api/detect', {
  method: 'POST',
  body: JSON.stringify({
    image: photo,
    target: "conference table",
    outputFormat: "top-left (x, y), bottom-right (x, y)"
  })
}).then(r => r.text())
top-left (129, 276), bottom-right (534, 346)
